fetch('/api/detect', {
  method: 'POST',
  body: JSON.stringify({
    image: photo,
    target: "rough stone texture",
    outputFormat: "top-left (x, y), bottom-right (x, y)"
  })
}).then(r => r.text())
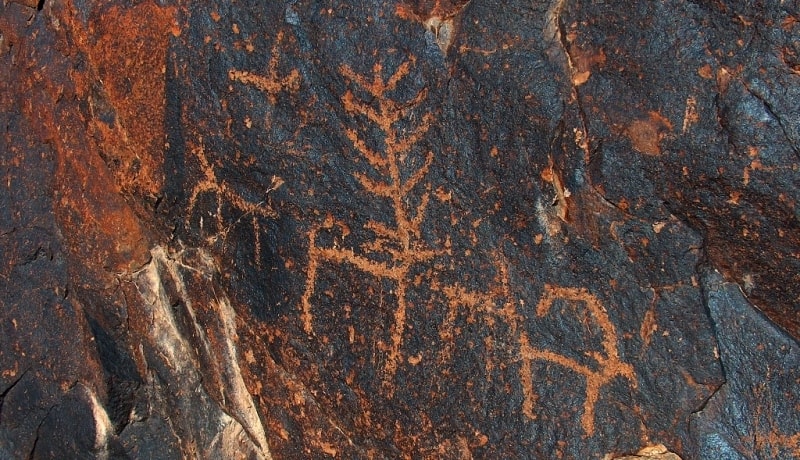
top-left (0, 0), bottom-right (798, 458)
top-left (690, 271), bottom-right (800, 459)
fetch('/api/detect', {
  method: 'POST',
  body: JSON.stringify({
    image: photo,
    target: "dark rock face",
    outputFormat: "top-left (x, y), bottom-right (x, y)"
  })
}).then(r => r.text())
top-left (1, 0), bottom-right (798, 458)
top-left (691, 271), bottom-right (800, 459)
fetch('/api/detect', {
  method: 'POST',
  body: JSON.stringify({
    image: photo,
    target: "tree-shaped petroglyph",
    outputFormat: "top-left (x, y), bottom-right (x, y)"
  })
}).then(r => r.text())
top-left (439, 260), bottom-right (637, 437)
top-left (520, 284), bottom-right (637, 436)
top-left (228, 31), bottom-right (301, 104)
top-left (300, 57), bottom-right (442, 391)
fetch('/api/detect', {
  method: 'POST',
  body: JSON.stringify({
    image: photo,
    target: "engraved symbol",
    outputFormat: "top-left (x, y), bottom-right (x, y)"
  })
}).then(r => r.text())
top-left (519, 284), bottom-right (637, 435)
top-left (186, 139), bottom-right (283, 253)
top-left (189, 31), bottom-right (296, 261)
top-left (228, 31), bottom-right (300, 104)
top-left (438, 257), bottom-right (637, 436)
top-left (300, 57), bottom-right (442, 394)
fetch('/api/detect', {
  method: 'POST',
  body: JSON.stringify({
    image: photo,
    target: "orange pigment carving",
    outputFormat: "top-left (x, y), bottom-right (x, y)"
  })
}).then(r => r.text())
top-left (300, 57), bottom-right (443, 394)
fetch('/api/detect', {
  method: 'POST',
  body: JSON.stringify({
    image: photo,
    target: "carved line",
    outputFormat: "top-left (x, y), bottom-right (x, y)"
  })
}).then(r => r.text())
top-left (300, 58), bottom-right (440, 394)
top-left (186, 141), bottom-right (282, 247)
top-left (189, 31), bottom-right (294, 257)
top-left (438, 260), bottom-right (637, 436)
top-left (522, 284), bottom-right (637, 435)
top-left (228, 31), bottom-right (300, 104)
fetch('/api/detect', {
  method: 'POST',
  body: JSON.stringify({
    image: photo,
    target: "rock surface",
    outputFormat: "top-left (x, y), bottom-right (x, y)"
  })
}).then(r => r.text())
top-left (1, 0), bottom-right (798, 458)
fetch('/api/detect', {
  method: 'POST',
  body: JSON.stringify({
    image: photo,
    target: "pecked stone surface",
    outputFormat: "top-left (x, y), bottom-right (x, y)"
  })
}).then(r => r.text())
top-left (0, 0), bottom-right (798, 458)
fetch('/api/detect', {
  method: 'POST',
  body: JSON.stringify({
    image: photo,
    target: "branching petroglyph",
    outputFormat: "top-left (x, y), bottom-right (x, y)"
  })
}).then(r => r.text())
top-left (300, 57), bottom-right (442, 392)
top-left (296, 56), bottom-right (636, 430)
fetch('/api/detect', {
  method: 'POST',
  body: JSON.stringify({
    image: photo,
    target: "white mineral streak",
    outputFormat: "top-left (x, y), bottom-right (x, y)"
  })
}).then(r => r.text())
top-left (135, 246), bottom-right (272, 460)
top-left (86, 385), bottom-right (114, 459)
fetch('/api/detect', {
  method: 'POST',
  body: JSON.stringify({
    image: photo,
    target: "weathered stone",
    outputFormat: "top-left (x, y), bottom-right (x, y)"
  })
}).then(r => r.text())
top-left (689, 271), bottom-right (800, 459)
top-left (1, 0), bottom-right (798, 458)
top-left (608, 444), bottom-right (682, 460)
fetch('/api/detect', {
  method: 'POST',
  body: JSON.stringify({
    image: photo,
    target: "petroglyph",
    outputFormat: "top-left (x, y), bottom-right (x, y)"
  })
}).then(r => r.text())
top-left (435, 252), bottom-right (521, 371)
top-left (521, 284), bottom-right (637, 435)
top-left (440, 260), bottom-right (637, 436)
top-left (200, 30), bottom-right (298, 263)
top-left (185, 138), bottom-right (283, 251)
top-left (228, 31), bottom-right (300, 105)
top-left (300, 57), bottom-right (443, 393)
top-left (296, 54), bottom-right (637, 429)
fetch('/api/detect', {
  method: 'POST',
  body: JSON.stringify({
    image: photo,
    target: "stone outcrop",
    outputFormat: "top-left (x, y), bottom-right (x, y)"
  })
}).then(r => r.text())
top-left (1, 0), bottom-right (798, 458)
